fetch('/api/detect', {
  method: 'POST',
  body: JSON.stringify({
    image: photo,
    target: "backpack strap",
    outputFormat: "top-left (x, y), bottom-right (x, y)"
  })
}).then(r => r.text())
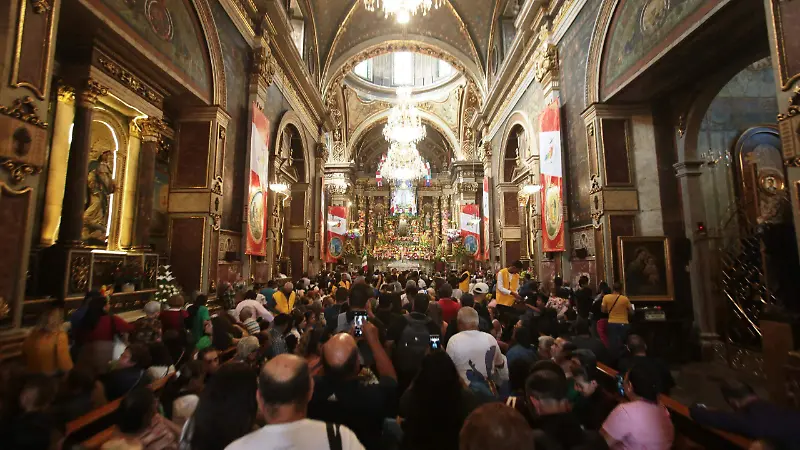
top-left (326, 422), bottom-right (342, 450)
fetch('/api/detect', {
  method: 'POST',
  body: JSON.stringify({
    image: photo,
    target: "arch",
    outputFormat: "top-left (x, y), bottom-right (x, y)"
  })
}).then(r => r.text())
top-left (348, 109), bottom-right (461, 161)
top-left (502, 124), bottom-right (525, 183)
top-left (500, 111), bottom-right (533, 158)
top-left (323, 37), bottom-right (487, 103)
top-left (195, 0), bottom-right (227, 108)
top-left (584, 0), bottom-right (618, 105)
top-left (276, 110), bottom-right (312, 183)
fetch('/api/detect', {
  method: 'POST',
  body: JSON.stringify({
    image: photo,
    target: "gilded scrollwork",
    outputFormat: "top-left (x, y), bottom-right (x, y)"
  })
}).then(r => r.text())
top-left (534, 44), bottom-right (559, 82)
top-left (32, 0), bottom-right (51, 13)
top-left (0, 97), bottom-right (48, 129)
top-left (96, 55), bottom-right (163, 108)
top-left (0, 296), bottom-right (9, 321)
top-left (57, 84), bottom-right (75, 104)
top-left (77, 79), bottom-right (108, 106)
top-left (70, 256), bottom-right (90, 293)
top-left (251, 46), bottom-right (276, 87)
top-left (0, 158), bottom-right (42, 184)
top-left (139, 117), bottom-right (167, 141)
top-left (777, 86), bottom-right (799, 121)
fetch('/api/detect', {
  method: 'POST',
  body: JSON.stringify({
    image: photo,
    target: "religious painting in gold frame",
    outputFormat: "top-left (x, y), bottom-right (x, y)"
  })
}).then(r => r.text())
top-left (618, 236), bottom-right (674, 301)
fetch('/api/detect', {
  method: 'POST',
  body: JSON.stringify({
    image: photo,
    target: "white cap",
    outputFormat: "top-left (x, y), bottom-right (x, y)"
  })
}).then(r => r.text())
top-left (473, 283), bottom-right (490, 294)
top-left (417, 279), bottom-right (427, 289)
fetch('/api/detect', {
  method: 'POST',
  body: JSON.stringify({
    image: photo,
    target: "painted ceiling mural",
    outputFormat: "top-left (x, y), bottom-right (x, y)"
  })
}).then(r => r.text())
top-left (89, 0), bottom-right (212, 100)
top-left (601, 0), bottom-right (721, 97)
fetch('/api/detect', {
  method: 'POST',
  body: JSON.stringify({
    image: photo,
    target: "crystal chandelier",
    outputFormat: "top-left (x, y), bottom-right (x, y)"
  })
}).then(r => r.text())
top-left (380, 142), bottom-right (428, 181)
top-left (363, 0), bottom-right (444, 24)
top-left (383, 87), bottom-right (426, 145)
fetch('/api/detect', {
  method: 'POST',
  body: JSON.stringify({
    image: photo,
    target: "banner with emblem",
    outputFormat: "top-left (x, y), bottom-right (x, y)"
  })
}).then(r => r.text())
top-left (326, 205), bottom-right (347, 262)
top-left (460, 203), bottom-right (480, 258)
top-left (246, 103), bottom-right (270, 256)
top-left (540, 100), bottom-right (565, 252)
top-left (482, 178), bottom-right (491, 261)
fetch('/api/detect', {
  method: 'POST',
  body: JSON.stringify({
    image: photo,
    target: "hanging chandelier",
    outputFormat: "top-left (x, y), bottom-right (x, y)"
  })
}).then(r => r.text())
top-left (380, 142), bottom-right (428, 181)
top-left (363, 0), bottom-right (444, 24)
top-left (383, 87), bottom-right (426, 145)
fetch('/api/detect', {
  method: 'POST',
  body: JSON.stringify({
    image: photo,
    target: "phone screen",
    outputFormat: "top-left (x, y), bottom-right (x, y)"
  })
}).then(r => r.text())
top-left (353, 311), bottom-right (368, 337)
top-left (615, 374), bottom-right (625, 396)
top-left (429, 334), bottom-right (441, 350)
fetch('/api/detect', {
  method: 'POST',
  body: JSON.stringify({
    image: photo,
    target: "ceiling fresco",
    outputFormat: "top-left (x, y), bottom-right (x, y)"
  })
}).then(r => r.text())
top-left (354, 123), bottom-right (452, 174)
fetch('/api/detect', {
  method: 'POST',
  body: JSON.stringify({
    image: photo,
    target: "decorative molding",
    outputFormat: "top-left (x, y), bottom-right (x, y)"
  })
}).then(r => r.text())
top-left (777, 86), bottom-right (799, 121)
top-left (139, 117), bottom-right (168, 141)
top-left (552, 0), bottom-right (589, 44)
top-left (10, 0), bottom-right (56, 100)
top-left (250, 46), bottom-right (276, 87)
top-left (0, 97), bottom-right (48, 128)
top-left (32, 0), bottom-right (51, 14)
top-left (96, 54), bottom-right (165, 108)
top-left (534, 44), bottom-right (559, 82)
top-left (77, 79), bottom-right (108, 107)
top-left (769, 0), bottom-right (800, 90)
top-left (585, 0), bottom-right (618, 105)
top-left (194, 0), bottom-right (227, 108)
top-left (0, 157), bottom-right (42, 183)
top-left (673, 160), bottom-right (704, 178)
top-left (57, 84), bottom-right (75, 104)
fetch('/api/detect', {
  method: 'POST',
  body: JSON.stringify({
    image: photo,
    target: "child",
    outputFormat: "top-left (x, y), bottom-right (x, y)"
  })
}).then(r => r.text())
top-left (239, 307), bottom-right (260, 335)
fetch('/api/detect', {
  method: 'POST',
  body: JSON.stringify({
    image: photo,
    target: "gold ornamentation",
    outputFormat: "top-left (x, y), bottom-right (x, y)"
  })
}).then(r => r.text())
top-left (218, 127), bottom-right (226, 140)
top-left (251, 47), bottom-right (276, 86)
top-left (211, 175), bottom-right (223, 195)
top-left (0, 97), bottom-right (48, 128)
top-left (534, 45), bottom-right (559, 82)
top-left (32, 0), bottom-right (51, 13)
top-left (70, 256), bottom-right (90, 293)
top-left (77, 79), bottom-right (108, 106)
top-left (139, 117), bottom-right (167, 140)
top-left (0, 158), bottom-right (42, 183)
top-left (97, 55), bottom-right (164, 108)
top-left (777, 86), bottom-right (799, 121)
top-left (677, 114), bottom-right (686, 138)
top-left (457, 182), bottom-right (479, 194)
top-left (57, 84), bottom-right (75, 104)
top-left (0, 296), bottom-right (9, 320)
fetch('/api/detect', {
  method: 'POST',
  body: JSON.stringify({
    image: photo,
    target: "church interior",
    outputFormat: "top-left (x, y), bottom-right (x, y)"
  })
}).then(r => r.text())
top-left (1, 0), bottom-right (800, 447)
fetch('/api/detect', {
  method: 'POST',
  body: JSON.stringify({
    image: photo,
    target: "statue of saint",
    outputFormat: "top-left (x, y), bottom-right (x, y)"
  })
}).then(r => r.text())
top-left (83, 150), bottom-right (115, 244)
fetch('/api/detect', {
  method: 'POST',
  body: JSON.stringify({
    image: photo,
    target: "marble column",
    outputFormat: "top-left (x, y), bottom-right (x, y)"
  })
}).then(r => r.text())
top-left (57, 80), bottom-right (108, 246)
top-left (131, 118), bottom-right (166, 250)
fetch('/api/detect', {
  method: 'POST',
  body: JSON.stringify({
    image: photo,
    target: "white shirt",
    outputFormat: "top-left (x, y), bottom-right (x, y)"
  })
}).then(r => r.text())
top-left (446, 330), bottom-right (509, 385)
top-left (235, 299), bottom-right (274, 323)
top-left (172, 394), bottom-right (199, 427)
top-left (225, 418), bottom-right (364, 450)
top-left (496, 272), bottom-right (513, 296)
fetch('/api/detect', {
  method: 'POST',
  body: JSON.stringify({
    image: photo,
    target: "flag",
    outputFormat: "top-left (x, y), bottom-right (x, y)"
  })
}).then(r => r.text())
top-left (362, 250), bottom-right (368, 272)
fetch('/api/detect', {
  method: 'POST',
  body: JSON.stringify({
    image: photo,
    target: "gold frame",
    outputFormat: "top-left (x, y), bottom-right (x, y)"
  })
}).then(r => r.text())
top-left (11, 0), bottom-right (57, 100)
top-left (617, 236), bottom-right (674, 301)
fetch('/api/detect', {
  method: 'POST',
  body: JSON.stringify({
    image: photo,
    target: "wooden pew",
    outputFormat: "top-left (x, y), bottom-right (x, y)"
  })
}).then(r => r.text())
top-left (596, 363), bottom-right (753, 449)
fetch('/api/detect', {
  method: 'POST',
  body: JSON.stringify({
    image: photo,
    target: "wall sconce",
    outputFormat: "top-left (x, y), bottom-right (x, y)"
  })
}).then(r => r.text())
top-left (270, 183), bottom-right (289, 194)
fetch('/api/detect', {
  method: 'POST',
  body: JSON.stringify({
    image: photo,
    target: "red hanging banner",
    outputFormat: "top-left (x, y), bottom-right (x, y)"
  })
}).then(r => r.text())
top-left (246, 103), bottom-right (270, 256)
top-left (460, 203), bottom-right (480, 259)
top-left (326, 205), bottom-right (347, 263)
top-left (539, 100), bottom-right (565, 252)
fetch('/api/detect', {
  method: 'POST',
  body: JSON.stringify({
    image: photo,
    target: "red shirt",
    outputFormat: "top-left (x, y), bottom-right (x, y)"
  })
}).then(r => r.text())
top-left (438, 298), bottom-right (461, 323)
top-left (159, 309), bottom-right (188, 331)
top-left (78, 315), bottom-right (134, 343)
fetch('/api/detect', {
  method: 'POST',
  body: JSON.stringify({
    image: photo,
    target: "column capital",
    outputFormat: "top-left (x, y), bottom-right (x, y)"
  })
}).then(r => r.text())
top-left (250, 46), bottom-right (276, 88)
top-left (139, 117), bottom-right (168, 142)
top-left (57, 84), bottom-right (75, 105)
top-left (76, 79), bottom-right (108, 107)
top-left (673, 160), bottom-right (704, 178)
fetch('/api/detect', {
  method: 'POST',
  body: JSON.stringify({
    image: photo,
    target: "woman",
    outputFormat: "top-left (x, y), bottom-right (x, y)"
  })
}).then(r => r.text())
top-left (601, 282), bottom-right (633, 355)
top-left (102, 387), bottom-right (181, 450)
top-left (22, 302), bottom-right (73, 375)
top-left (285, 309), bottom-right (306, 354)
top-left (295, 327), bottom-right (323, 376)
top-left (179, 362), bottom-right (258, 450)
top-left (161, 360), bottom-right (205, 427)
top-left (103, 343), bottom-right (153, 400)
top-left (426, 302), bottom-right (447, 336)
top-left (161, 294), bottom-right (189, 332)
top-left (187, 295), bottom-right (210, 344)
top-left (210, 314), bottom-right (243, 351)
top-left (146, 342), bottom-right (175, 380)
top-left (76, 293), bottom-right (134, 374)
top-left (399, 352), bottom-right (478, 450)
top-left (592, 281), bottom-right (612, 346)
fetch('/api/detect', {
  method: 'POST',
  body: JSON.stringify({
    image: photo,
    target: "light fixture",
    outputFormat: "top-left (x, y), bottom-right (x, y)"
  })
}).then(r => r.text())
top-left (379, 142), bottom-right (428, 181)
top-left (363, 0), bottom-right (444, 24)
top-left (383, 87), bottom-right (426, 145)
top-left (521, 184), bottom-right (542, 195)
top-left (270, 183), bottom-right (289, 193)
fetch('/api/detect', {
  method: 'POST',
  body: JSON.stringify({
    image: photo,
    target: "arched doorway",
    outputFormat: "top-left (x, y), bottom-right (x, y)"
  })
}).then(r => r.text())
top-left (275, 122), bottom-right (309, 279)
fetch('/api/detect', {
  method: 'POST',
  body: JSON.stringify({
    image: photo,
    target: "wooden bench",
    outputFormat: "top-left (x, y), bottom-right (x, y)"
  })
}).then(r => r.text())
top-left (596, 362), bottom-right (753, 449)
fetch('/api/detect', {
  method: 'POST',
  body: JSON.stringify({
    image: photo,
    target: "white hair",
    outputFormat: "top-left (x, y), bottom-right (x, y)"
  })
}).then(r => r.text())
top-left (457, 306), bottom-right (479, 330)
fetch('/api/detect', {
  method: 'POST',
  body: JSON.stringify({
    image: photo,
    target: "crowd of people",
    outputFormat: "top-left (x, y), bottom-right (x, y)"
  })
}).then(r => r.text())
top-left (2, 261), bottom-right (799, 450)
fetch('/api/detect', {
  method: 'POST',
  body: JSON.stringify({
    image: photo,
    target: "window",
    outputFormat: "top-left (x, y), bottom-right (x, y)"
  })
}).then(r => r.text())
top-left (438, 60), bottom-right (452, 78)
top-left (393, 52), bottom-right (414, 85)
top-left (355, 60), bottom-right (373, 81)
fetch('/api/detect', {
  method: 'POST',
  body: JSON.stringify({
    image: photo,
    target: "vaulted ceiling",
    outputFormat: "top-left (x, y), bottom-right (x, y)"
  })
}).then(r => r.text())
top-left (354, 121), bottom-right (453, 175)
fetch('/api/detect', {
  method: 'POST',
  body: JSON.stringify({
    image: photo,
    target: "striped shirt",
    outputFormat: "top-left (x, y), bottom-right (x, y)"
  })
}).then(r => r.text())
top-left (243, 318), bottom-right (260, 335)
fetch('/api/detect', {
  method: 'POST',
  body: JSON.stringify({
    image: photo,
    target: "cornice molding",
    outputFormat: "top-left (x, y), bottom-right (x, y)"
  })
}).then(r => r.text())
top-left (551, 0), bottom-right (588, 44)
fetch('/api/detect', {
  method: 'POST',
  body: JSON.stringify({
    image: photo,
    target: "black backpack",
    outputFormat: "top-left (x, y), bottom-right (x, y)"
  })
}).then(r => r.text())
top-left (394, 315), bottom-right (432, 373)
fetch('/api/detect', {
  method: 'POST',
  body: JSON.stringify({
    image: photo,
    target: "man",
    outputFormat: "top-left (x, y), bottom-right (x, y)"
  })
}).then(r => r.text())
top-left (387, 274), bottom-right (402, 293)
top-left (273, 282), bottom-right (297, 315)
top-left (235, 293), bottom-right (274, 325)
top-left (308, 324), bottom-right (397, 450)
top-left (335, 283), bottom-right (385, 365)
top-left (506, 324), bottom-right (537, 367)
top-left (386, 292), bottom-right (440, 390)
top-left (324, 287), bottom-right (349, 330)
top-left (570, 319), bottom-right (613, 366)
top-left (690, 379), bottom-right (800, 448)
top-left (300, 272), bottom-right (312, 290)
top-left (495, 261), bottom-right (523, 326)
top-left (458, 266), bottom-right (471, 293)
top-left (226, 354), bottom-right (364, 450)
top-left (459, 403), bottom-right (534, 450)
top-left (198, 347), bottom-right (220, 379)
top-left (103, 343), bottom-right (153, 400)
top-left (233, 336), bottom-right (262, 370)
top-left (601, 282), bottom-right (632, 355)
top-left (446, 307), bottom-right (508, 393)
top-left (574, 276), bottom-right (593, 320)
top-left (617, 335), bottom-right (674, 394)
top-left (436, 283), bottom-right (461, 323)
top-left (443, 293), bottom-right (491, 346)
top-left (260, 280), bottom-right (278, 308)
top-left (268, 314), bottom-right (292, 358)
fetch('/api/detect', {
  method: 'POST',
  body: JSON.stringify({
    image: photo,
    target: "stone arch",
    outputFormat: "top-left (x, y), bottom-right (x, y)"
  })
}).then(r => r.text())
top-left (195, 0), bottom-right (227, 108)
top-left (276, 111), bottom-right (312, 183)
top-left (348, 109), bottom-right (460, 161)
top-left (584, 0), bottom-right (618, 105)
top-left (500, 111), bottom-right (533, 158)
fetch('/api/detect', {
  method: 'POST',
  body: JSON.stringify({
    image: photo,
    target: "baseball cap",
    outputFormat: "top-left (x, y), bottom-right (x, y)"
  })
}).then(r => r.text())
top-left (473, 283), bottom-right (490, 294)
top-left (417, 279), bottom-right (427, 289)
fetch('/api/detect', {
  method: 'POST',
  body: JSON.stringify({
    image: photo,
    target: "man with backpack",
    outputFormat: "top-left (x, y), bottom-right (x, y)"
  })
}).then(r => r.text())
top-left (386, 293), bottom-right (441, 392)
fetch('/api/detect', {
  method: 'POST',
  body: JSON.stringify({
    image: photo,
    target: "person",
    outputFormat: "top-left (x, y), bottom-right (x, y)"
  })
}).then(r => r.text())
top-left (195, 319), bottom-right (213, 351)
top-left (495, 261), bottom-right (523, 327)
top-left (162, 360), bottom-right (205, 427)
top-left (161, 294), bottom-right (189, 332)
top-left (211, 314), bottom-right (243, 351)
top-left (268, 314), bottom-right (292, 358)
top-left (506, 324), bottom-right (537, 367)
top-left (295, 328), bottom-right (324, 377)
top-left (180, 362), bottom-right (258, 450)
top-left (162, 329), bottom-right (191, 369)
top-left (260, 280), bottom-right (278, 308)
top-left (689, 379), bottom-right (800, 448)
top-left (538, 336), bottom-right (555, 361)
top-left (386, 293), bottom-right (440, 391)
top-left (443, 293), bottom-right (491, 347)
top-left (459, 403), bottom-right (534, 450)
top-left (240, 307), bottom-right (260, 336)
top-left (102, 387), bottom-right (181, 450)
top-left (398, 352), bottom-right (478, 450)
top-left (436, 283), bottom-right (460, 323)
top-left (7, 374), bottom-right (61, 450)
top-left (236, 290), bottom-right (274, 323)
top-left (618, 335), bottom-right (674, 394)
top-left (233, 336), bottom-right (262, 370)
top-left (308, 323), bottom-right (397, 450)
top-left (132, 301), bottom-right (163, 345)
top-left (574, 276), bottom-right (593, 320)
top-left (22, 301), bottom-right (73, 375)
top-left (198, 347), bottom-right (220, 378)
top-left (75, 294), bottom-right (134, 374)
top-left (103, 343), bottom-right (153, 400)
top-left (51, 367), bottom-right (107, 424)
top-left (374, 292), bottom-right (404, 334)
top-left (324, 287), bottom-right (349, 330)
top-left (570, 319), bottom-right (613, 366)
top-left (446, 307), bottom-right (508, 398)
top-left (285, 309), bottom-right (306, 354)
top-left (273, 282), bottom-right (298, 315)
top-left (334, 284), bottom-right (385, 365)
top-left (591, 281), bottom-right (612, 346)
top-left (601, 363), bottom-right (674, 450)
top-left (546, 289), bottom-right (571, 320)
top-left (387, 274), bottom-right (402, 293)
top-left (601, 282), bottom-right (633, 355)
top-left (187, 294), bottom-right (211, 343)
top-left (458, 267), bottom-right (470, 293)
top-left (146, 342), bottom-right (175, 380)
top-left (227, 354), bottom-right (364, 450)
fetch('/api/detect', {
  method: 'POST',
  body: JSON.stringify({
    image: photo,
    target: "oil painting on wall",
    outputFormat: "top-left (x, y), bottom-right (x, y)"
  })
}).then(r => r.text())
top-left (619, 236), bottom-right (674, 301)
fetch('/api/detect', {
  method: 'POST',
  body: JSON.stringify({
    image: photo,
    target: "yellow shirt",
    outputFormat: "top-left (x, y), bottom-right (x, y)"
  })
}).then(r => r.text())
top-left (602, 293), bottom-right (631, 324)
top-left (458, 271), bottom-right (470, 293)
top-left (22, 330), bottom-right (73, 375)
top-left (496, 268), bottom-right (519, 307)
top-left (273, 291), bottom-right (297, 314)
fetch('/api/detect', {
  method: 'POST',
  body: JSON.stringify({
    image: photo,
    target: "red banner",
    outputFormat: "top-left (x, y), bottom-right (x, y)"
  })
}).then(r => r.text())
top-left (540, 100), bottom-right (565, 252)
top-left (326, 205), bottom-right (347, 263)
top-left (482, 178), bottom-right (491, 261)
top-left (460, 203), bottom-right (480, 258)
top-left (246, 103), bottom-right (270, 256)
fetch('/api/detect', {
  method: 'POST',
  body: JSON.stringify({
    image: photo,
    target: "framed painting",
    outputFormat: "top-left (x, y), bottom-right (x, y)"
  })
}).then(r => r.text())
top-left (618, 236), bottom-right (674, 301)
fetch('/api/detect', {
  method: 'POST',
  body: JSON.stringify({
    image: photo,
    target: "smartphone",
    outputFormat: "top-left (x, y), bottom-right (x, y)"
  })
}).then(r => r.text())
top-left (429, 334), bottom-right (441, 350)
top-left (615, 374), bottom-right (625, 396)
top-left (353, 311), bottom-right (368, 337)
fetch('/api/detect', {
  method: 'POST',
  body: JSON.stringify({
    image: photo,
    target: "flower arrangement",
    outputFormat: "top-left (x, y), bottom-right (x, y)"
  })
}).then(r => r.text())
top-left (345, 229), bottom-right (362, 240)
top-left (155, 265), bottom-right (181, 303)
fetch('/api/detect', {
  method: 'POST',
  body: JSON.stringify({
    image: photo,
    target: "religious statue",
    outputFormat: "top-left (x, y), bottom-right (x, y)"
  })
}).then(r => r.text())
top-left (83, 150), bottom-right (115, 244)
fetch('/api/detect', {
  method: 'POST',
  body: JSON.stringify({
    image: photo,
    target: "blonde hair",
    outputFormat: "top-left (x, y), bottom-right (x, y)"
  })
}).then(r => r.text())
top-left (167, 294), bottom-right (185, 308)
top-left (35, 307), bottom-right (62, 333)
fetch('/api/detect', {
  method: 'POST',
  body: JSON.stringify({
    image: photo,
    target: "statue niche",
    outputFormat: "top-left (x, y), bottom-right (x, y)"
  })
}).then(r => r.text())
top-left (83, 149), bottom-right (116, 245)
